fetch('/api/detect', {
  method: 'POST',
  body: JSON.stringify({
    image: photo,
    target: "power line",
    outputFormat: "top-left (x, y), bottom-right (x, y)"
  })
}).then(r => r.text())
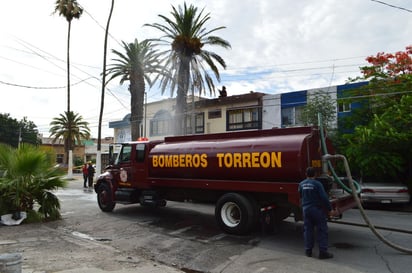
top-left (0, 77), bottom-right (93, 89)
top-left (226, 55), bottom-right (367, 71)
top-left (9, 37), bottom-right (130, 110)
top-left (6, 35), bottom-right (367, 87)
top-left (80, 5), bottom-right (123, 47)
top-left (3, 35), bottom-right (367, 100)
top-left (371, 0), bottom-right (412, 13)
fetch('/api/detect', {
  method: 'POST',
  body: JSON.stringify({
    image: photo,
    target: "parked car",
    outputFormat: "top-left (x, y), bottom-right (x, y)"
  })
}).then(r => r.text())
top-left (360, 182), bottom-right (411, 204)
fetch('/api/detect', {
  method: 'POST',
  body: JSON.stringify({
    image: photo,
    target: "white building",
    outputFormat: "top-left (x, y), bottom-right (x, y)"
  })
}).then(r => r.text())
top-left (109, 82), bottom-right (365, 142)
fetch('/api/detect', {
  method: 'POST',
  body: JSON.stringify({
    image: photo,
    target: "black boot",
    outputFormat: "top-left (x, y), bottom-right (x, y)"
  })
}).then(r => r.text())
top-left (319, 252), bottom-right (333, 259)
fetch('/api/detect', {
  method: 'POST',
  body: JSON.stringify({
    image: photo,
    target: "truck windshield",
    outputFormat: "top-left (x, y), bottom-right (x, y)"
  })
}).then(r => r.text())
top-left (109, 144), bottom-right (122, 165)
top-left (116, 145), bottom-right (132, 164)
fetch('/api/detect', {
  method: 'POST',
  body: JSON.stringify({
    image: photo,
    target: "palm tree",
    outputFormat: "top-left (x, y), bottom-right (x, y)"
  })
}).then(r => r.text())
top-left (0, 143), bottom-right (67, 221)
top-left (145, 2), bottom-right (231, 135)
top-left (49, 111), bottom-right (91, 164)
top-left (54, 0), bottom-right (83, 113)
top-left (54, 0), bottom-right (83, 164)
top-left (106, 39), bottom-right (163, 140)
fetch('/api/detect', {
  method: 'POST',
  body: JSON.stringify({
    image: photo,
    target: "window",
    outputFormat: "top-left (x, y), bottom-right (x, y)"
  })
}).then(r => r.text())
top-left (150, 110), bottom-right (173, 137)
top-left (338, 102), bottom-right (351, 113)
top-left (281, 106), bottom-right (304, 127)
top-left (56, 154), bottom-right (64, 164)
top-left (136, 143), bottom-right (145, 162)
top-left (227, 107), bottom-right (261, 131)
top-left (118, 145), bottom-right (132, 163)
top-left (186, 113), bottom-right (205, 134)
top-left (208, 109), bottom-right (222, 119)
top-left (150, 119), bottom-right (173, 136)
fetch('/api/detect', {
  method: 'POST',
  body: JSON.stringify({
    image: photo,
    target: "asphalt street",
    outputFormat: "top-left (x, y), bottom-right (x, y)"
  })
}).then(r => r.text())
top-left (1, 174), bottom-right (411, 273)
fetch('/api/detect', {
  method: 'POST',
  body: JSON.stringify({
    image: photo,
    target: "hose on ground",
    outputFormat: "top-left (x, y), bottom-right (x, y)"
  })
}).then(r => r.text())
top-left (326, 153), bottom-right (412, 255)
top-left (317, 113), bottom-right (412, 254)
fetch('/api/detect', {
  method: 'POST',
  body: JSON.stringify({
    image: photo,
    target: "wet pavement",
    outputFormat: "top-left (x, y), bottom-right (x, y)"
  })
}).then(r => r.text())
top-left (1, 174), bottom-right (411, 273)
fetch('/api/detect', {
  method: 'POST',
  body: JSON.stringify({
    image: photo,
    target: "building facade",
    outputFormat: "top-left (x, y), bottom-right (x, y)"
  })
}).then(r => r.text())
top-left (40, 136), bottom-right (114, 170)
top-left (109, 82), bottom-right (365, 142)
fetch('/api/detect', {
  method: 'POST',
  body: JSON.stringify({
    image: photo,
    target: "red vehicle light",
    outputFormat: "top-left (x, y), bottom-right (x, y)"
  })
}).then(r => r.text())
top-left (362, 189), bottom-right (375, 193)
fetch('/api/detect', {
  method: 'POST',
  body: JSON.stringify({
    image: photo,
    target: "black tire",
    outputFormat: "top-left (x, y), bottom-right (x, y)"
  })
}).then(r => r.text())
top-left (215, 193), bottom-right (256, 235)
top-left (97, 183), bottom-right (116, 212)
top-left (245, 194), bottom-right (260, 232)
top-left (260, 207), bottom-right (290, 234)
top-left (260, 210), bottom-right (276, 233)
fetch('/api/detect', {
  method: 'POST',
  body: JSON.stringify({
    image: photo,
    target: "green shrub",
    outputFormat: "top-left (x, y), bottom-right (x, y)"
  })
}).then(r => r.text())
top-left (0, 143), bottom-right (67, 222)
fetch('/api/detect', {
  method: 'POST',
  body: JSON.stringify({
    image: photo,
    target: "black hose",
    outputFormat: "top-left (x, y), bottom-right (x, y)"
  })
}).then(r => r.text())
top-left (334, 154), bottom-right (412, 255)
top-left (317, 116), bottom-right (361, 194)
top-left (317, 113), bottom-right (412, 254)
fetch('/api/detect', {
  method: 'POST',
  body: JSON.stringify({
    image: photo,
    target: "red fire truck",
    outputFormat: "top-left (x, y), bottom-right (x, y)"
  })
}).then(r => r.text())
top-left (94, 126), bottom-right (357, 235)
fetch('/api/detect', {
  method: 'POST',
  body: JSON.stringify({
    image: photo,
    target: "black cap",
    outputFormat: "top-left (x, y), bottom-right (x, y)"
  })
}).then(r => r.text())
top-left (306, 167), bottom-right (315, 177)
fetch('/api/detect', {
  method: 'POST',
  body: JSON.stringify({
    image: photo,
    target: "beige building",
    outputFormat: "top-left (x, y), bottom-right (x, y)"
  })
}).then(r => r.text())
top-left (40, 137), bottom-right (85, 166)
top-left (40, 136), bottom-right (114, 170)
top-left (109, 92), bottom-right (266, 142)
top-left (40, 82), bottom-right (360, 166)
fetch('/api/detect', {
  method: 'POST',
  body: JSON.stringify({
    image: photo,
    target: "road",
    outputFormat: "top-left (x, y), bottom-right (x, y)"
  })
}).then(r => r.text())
top-left (1, 175), bottom-right (411, 273)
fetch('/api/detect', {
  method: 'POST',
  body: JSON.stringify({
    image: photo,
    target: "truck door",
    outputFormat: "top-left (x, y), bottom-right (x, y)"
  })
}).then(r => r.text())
top-left (117, 143), bottom-right (146, 188)
top-left (134, 143), bottom-right (146, 184)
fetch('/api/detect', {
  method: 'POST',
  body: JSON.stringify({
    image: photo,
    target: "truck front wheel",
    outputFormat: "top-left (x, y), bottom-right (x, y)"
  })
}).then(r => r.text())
top-left (97, 183), bottom-right (116, 212)
top-left (215, 193), bottom-right (256, 235)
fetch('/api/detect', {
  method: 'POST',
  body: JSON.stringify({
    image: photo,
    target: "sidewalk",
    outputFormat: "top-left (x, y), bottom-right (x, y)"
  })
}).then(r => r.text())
top-left (44, 265), bottom-right (183, 273)
top-left (1, 175), bottom-right (183, 273)
top-left (2, 222), bottom-right (184, 273)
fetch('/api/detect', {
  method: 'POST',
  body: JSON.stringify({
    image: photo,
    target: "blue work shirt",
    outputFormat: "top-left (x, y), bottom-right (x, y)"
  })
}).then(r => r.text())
top-left (298, 178), bottom-right (332, 211)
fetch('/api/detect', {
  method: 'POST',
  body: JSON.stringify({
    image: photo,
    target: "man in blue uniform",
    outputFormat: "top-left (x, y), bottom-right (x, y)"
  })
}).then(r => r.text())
top-left (298, 167), bottom-right (335, 259)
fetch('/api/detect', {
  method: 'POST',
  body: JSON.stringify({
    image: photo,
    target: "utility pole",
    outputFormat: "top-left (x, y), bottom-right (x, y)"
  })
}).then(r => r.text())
top-left (144, 92), bottom-right (147, 137)
top-left (191, 85), bottom-right (195, 134)
top-left (18, 127), bottom-right (22, 149)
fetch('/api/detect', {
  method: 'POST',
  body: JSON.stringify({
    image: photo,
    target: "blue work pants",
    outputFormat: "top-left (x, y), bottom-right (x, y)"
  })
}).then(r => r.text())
top-left (303, 206), bottom-right (328, 252)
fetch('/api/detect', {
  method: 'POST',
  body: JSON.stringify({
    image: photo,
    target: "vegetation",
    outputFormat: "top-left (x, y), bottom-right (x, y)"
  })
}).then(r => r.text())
top-left (0, 143), bottom-right (67, 222)
top-left (107, 39), bottom-right (163, 140)
top-left (300, 91), bottom-right (336, 131)
top-left (0, 113), bottom-right (40, 147)
top-left (54, 0), bottom-right (84, 163)
top-left (340, 46), bottom-right (412, 189)
top-left (49, 111), bottom-right (91, 164)
top-left (145, 2), bottom-right (231, 135)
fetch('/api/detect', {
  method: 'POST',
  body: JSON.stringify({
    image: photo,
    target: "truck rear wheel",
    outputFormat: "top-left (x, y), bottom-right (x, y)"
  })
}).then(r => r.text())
top-left (215, 193), bottom-right (256, 235)
top-left (97, 183), bottom-right (116, 212)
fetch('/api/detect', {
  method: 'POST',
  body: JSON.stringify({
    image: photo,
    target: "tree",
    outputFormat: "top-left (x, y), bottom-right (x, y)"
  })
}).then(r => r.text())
top-left (145, 2), bottom-right (231, 135)
top-left (49, 111), bottom-right (91, 164)
top-left (106, 39), bottom-right (163, 140)
top-left (300, 91), bottom-right (336, 130)
top-left (344, 46), bottom-right (412, 129)
top-left (344, 95), bottom-right (412, 182)
top-left (342, 46), bottom-right (412, 185)
top-left (54, 0), bottom-right (83, 164)
top-left (54, 0), bottom-right (83, 114)
top-left (0, 113), bottom-right (40, 148)
top-left (0, 143), bottom-right (67, 221)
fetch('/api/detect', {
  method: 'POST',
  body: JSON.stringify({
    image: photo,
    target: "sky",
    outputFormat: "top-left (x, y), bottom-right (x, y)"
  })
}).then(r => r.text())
top-left (1, 0), bottom-right (411, 138)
